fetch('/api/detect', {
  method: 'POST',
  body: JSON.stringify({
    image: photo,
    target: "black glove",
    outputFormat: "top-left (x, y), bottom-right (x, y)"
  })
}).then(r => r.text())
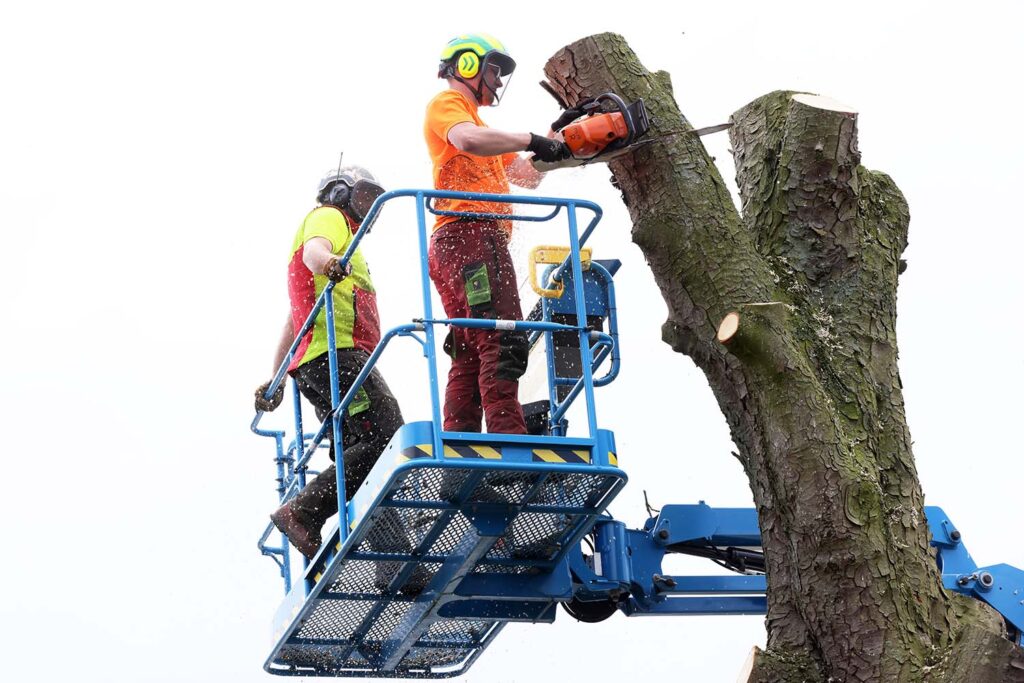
top-left (255, 379), bottom-right (285, 412)
top-left (527, 133), bottom-right (572, 163)
top-left (550, 107), bottom-right (583, 132)
top-left (324, 257), bottom-right (352, 282)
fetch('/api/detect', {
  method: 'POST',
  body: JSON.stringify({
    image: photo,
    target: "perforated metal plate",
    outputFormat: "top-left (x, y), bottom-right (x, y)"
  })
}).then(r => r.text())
top-left (266, 432), bottom-right (624, 678)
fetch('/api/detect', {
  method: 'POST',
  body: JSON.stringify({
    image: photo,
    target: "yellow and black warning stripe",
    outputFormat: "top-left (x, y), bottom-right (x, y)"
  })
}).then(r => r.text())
top-left (532, 448), bottom-right (591, 464)
top-left (398, 444), bottom-right (434, 462)
top-left (442, 444), bottom-right (503, 460)
top-left (399, 442), bottom-right (613, 466)
top-left (399, 443), bottom-right (506, 462)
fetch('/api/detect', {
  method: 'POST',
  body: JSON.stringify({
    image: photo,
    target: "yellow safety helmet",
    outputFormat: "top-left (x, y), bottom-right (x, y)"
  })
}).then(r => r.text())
top-left (438, 33), bottom-right (516, 104)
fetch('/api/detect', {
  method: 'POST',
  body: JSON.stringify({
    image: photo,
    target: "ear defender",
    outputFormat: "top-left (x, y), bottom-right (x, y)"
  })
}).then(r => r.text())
top-left (457, 51), bottom-right (480, 79)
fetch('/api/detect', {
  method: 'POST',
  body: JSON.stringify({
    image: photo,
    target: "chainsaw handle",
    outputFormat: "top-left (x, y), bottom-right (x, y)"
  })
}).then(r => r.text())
top-left (550, 97), bottom-right (602, 133)
top-left (551, 107), bottom-right (583, 134)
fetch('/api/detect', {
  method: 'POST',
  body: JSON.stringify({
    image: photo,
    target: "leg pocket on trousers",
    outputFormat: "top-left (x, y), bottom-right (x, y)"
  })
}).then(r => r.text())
top-left (443, 330), bottom-right (456, 359)
top-left (496, 330), bottom-right (530, 381)
top-left (462, 261), bottom-right (495, 318)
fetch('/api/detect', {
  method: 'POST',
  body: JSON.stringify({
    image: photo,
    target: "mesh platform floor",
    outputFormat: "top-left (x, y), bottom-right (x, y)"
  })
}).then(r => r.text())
top-left (267, 461), bottom-right (624, 677)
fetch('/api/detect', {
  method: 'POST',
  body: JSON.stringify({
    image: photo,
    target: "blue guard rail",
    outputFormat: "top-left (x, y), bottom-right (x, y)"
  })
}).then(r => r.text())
top-left (251, 189), bottom-right (627, 677)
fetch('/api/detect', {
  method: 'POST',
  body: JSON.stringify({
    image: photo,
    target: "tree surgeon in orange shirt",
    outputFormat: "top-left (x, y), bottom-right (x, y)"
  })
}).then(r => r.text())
top-left (424, 33), bottom-right (570, 435)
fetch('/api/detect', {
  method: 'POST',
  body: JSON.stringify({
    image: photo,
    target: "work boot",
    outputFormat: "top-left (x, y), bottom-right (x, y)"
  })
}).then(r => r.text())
top-left (270, 504), bottom-right (322, 560)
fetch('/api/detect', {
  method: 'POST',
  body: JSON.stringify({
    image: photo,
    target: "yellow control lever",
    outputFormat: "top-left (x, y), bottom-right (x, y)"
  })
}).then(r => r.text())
top-left (529, 245), bottom-right (592, 298)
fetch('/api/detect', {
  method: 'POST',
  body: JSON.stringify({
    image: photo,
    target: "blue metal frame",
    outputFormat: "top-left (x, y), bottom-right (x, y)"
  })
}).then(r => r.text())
top-left (926, 507), bottom-right (1024, 645)
top-left (564, 503), bottom-right (1023, 646)
top-left (564, 504), bottom-right (770, 618)
top-left (264, 419), bottom-right (626, 677)
top-left (253, 191), bottom-right (622, 589)
top-left (540, 260), bottom-right (621, 433)
top-left (252, 189), bottom-right (630, 676)
top-left (252, 188), bottom-right (620, 594)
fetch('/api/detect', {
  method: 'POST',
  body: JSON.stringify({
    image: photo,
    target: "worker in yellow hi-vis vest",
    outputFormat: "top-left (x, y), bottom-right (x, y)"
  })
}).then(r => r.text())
top-left (255, 166), bottom-right (404, 560)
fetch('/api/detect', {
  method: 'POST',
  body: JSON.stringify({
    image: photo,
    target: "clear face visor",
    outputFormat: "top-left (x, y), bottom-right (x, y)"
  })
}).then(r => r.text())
top-left (347, 179), bottom-right (385, 224)
top-left (480, 59), bottom-right (513, 105)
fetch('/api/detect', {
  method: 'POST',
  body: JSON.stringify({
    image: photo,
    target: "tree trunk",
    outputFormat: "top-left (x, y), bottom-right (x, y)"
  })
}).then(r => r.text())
top-left (543, 33), bottom-right (1024, 682)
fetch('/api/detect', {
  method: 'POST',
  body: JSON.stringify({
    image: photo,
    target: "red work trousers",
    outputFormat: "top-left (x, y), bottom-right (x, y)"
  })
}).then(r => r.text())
top-left (428, 220), bottom-right (528, 434)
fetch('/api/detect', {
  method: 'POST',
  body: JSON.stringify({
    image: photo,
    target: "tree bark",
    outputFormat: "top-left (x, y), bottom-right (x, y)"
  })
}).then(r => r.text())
top-left (543, 33), bottom-right (1024, 682)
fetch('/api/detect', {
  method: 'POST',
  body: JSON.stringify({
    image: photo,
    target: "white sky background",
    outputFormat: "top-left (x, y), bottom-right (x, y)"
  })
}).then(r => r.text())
top-left (1, 1), bottom-right (1021, 681)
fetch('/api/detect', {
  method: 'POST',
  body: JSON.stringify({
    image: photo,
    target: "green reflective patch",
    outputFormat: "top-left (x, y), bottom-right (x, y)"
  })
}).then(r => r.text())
top-left (348, 387), bottom-right (370, 416)
top-left (464, 263), bottom-right (492, 307)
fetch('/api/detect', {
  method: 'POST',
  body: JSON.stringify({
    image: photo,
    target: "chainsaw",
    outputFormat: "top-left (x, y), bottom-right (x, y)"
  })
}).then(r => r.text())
top-left (532, 87), bottom-right (731, 172)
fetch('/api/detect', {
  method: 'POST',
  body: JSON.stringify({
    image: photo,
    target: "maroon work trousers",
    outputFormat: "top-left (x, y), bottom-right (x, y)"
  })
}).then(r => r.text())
top-left (428, 220), bottom-right (527, 434)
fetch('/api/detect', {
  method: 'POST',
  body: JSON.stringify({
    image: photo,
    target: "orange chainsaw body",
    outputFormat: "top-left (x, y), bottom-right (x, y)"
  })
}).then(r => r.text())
top-left (561, 112), bottom-right (630, 159)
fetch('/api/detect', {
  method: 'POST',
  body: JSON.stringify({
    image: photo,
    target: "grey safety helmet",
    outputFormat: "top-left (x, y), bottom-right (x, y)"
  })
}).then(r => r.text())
top-left (316, 165), bottom-right (385, 224)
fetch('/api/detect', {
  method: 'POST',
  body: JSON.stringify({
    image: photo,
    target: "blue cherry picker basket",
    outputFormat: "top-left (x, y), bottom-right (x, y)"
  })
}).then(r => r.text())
top-left (252, 189), bottom-right (626, 677)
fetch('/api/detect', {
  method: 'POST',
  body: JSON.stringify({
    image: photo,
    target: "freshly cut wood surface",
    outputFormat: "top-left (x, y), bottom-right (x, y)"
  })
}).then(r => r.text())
top-left (717, 311), bottom-right (740, 344)
top-left (792, 92), bottom-right (858, 114)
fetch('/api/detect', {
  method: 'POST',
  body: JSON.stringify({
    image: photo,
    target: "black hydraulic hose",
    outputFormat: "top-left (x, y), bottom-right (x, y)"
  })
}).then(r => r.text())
top-left (667, 543), bottom-right (767, 575)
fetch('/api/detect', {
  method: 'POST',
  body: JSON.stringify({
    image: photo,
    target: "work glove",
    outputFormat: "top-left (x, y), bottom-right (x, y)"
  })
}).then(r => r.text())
top-left (527, 133), bottom-right (572, 163)
top-left (550, 107), bottom-right (583, 132)
top-left (255, 379), bottom-right (285, 412)
top-left (324, 257), bottom-right (352, 282)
